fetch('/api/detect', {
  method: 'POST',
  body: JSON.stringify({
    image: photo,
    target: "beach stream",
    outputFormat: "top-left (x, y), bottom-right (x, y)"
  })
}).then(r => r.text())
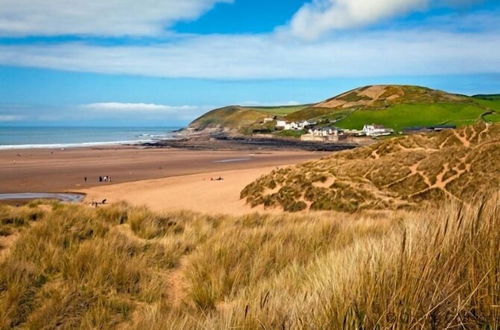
top-left (0, 193), bottom-right (85, 203)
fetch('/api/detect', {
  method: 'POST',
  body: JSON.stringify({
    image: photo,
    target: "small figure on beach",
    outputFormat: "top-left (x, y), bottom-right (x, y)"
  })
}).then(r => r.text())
top-left (84, 177), bottom-right (87, 182)
top-left (99, 176), bottom-right (102, 182)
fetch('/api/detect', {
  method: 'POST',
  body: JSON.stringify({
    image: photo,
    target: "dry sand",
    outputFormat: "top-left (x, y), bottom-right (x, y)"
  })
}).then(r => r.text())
top-left (81, 166), bottom-right (285, 216)
top-left (1, 146), bottom-right (326, 214)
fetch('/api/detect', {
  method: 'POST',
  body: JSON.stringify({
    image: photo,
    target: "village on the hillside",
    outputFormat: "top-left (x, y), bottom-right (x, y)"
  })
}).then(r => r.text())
top-left (258, 117), bottom-right (457, 142)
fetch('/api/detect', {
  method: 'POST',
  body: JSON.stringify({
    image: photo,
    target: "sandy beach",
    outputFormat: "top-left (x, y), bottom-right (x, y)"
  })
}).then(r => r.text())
top-left (81, 166), bottom-right (285, 215)
top-left (1, 146), bottom-right (326, 213)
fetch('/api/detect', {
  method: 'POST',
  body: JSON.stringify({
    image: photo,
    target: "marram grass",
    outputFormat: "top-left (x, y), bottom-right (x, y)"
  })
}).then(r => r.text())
top-left (0, 195), bottom-right (498, 329)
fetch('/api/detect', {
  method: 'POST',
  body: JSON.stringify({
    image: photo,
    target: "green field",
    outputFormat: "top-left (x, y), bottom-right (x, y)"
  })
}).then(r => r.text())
top-left (332, 102), bottom-right (499, 131)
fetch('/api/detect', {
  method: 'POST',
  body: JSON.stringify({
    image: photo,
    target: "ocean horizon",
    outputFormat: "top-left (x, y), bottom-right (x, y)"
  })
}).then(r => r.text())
top-left (0, 126), bottom-right (182, 150)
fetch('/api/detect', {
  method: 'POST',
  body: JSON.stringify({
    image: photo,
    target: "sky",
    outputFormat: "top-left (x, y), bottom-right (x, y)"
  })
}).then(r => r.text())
top-left (0, 0), bottom-right (499, 127)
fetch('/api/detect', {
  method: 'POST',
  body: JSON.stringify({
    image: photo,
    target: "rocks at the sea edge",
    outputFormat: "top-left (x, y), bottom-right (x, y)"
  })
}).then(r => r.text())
top-left (141, 132), bottom-right (359, 151)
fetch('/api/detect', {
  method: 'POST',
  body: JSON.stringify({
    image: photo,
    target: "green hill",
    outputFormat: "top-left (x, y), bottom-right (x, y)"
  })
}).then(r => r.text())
top-left (188, 85), bottom-right (500, 134)
top-left (241, 122), bottom-right (500, 212)
top-left (188, 105), bottom-right (308, 133)
top-left (286, 85), bottom-right (500, 130)
top-left (473, 94), bottom-right (500, 100)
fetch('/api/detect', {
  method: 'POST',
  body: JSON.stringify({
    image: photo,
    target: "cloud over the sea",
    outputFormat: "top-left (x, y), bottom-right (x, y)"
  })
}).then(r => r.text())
top-left (83, 103), bottom-right (197, 113)
top-left (0, 115), bottom-right (25, 122)
top-left (0, 0), bottom-right (232, 37)
top-left (81, 103), bottom-right (210, 121)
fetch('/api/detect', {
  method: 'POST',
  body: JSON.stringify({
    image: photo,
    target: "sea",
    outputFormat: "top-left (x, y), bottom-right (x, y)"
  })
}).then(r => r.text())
top-left (0, 126), bottom-right (182, 150)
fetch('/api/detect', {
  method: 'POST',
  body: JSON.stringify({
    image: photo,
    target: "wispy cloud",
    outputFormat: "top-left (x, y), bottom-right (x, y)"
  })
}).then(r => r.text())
top-left (0, 0), bottom-right (232, 37)
top-left (0, 17), bottom-right (499, 80)
top-left (81, 102), bottom-right (212, 121)
top-left (82, 102), bottom-right (197, 112)
top-left (0, 115), bottom-right (25, 121)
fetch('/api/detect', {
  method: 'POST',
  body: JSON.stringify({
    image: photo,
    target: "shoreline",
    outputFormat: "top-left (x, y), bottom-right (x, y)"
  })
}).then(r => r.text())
top-left (0, 145), bottom-right (327, 194)
top-left (0, 126), bottom-right (183, 151)
top-left (0, 140), bottom-right (149, 151)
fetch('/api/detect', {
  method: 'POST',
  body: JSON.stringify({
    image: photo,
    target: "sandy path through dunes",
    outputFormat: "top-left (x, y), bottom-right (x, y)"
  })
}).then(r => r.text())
top-left (80, 166), bottom-right (286, 215)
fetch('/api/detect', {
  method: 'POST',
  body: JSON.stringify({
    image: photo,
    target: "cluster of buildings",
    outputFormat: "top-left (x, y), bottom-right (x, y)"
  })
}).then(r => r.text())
top-left (275, 120), bottom-right (316, 131)
top-left (361, 124), bottom-right (394, 137)
top-left (273, 119), bottom-right (395, 141)
top-left (301, 127), bottom-right (346, 142)
top-left (261, 117), bottom-right (456, 142)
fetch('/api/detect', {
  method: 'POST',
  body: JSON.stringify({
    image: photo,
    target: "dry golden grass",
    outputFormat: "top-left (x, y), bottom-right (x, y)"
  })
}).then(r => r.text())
top-left (315, 85), bottom-right (470, 110)
top-left (0, 194), bottom-right (498, 329)
top-left (242, 123), bottom-right (500, 212)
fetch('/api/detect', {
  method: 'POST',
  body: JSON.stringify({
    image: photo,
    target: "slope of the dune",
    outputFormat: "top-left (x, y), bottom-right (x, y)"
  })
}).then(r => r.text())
top-left (241, 123), bottom-right (500, 212)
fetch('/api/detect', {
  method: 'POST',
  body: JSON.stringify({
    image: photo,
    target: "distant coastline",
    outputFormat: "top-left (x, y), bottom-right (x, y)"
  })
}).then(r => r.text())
top-left (0, 126), bottom-right (182, 150)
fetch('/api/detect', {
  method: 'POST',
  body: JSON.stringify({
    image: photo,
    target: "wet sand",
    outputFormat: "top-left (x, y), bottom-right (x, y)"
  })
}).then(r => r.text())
top-left (0, 146), bottom-right (326, 193)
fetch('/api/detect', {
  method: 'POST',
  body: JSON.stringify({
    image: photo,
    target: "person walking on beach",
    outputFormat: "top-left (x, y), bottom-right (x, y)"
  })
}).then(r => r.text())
top-left (84, 176), bottom-right (87, 182)
top-left (99, 176), bottom-right (102, 182)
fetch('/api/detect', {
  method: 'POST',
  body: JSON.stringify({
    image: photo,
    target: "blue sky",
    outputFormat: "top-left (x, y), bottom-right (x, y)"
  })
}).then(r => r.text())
top-left (0, 0), bottom-right (499, 127)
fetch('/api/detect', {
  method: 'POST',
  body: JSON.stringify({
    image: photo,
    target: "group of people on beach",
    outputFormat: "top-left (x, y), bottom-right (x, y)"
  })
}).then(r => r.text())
top-left (84, 176), bottom-right (112, 183)
top-left (98, 176), bottom-right (111, 182)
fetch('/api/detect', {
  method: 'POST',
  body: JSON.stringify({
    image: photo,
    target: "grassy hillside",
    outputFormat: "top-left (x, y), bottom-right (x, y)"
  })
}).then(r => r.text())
top-left (287, 85), bottom-right (499, 130)
top-left (188, 106), bottom-right (269, 131)
top-left (244, 104), bottom-right (311, 116)
top-left (336, 102), bottom-right (497, 131)
top-left (188, 105), bottom-right (308, 132)
top-left (241, 123), bottom-right (500, 212)
top-left (189, 86), bottom-right (499, 135)
top-left (1, 197), bottom-right (498, 329)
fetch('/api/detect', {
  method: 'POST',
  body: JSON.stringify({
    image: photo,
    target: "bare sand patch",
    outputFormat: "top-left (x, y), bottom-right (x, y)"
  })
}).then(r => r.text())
top-left (80, 166), bottom-right (287, 216)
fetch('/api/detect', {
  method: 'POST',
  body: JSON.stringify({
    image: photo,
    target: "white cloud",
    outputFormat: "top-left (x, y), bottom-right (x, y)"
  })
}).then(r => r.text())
top-left (81, 102), bottom-right (210, 121)
top-left (0, 21), bottom-right (499, 79)
top-left (0, 0), bottom-right (231, 37)
top-left (0, 115), bottom-right (25, 121)
top-left (83, 102), bottom-right (197, 112)
top-left (288, 0), bottom-right (482, 40)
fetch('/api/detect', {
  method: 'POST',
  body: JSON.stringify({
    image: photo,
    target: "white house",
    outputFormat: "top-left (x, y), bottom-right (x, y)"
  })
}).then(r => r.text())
top-left (362, 124), bottom-right (394, 137)
top-left (276, 120), bottom-right (288, 128)
top-left (302, 127), bottom-right (345, 142)
top-left (299, 120), bottom-right (315, 129)
top-left (308, 127), bottom-right (342, 137)
top-left (276, 121), bottom-right (301, 130)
